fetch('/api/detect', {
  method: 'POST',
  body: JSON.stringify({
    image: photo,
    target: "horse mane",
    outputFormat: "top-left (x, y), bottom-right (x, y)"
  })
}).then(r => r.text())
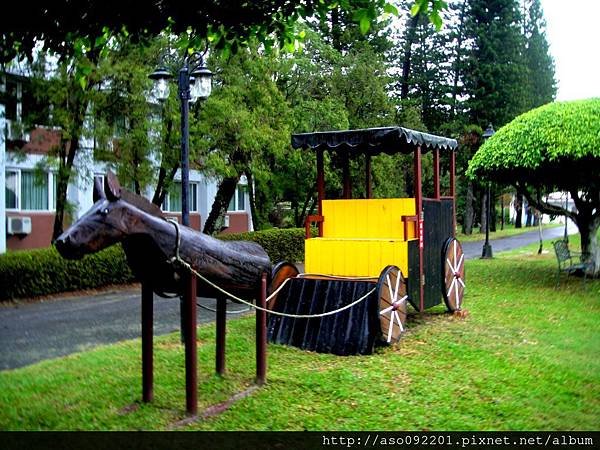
top-left (121, 189), bottom-right (165, 218)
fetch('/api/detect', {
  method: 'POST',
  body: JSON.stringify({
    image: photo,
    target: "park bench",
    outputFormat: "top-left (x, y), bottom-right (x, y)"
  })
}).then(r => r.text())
top-left (552, 239), bottom-right (595, 288)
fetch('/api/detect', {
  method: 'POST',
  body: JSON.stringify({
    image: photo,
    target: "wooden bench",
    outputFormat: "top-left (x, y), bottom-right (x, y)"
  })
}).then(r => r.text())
top-left (552, 240), bottom-right (595, 288)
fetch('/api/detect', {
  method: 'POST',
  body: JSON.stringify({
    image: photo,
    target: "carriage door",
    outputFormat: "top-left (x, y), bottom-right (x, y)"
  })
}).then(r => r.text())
top-left (422, 199), bottom-right (454, 309)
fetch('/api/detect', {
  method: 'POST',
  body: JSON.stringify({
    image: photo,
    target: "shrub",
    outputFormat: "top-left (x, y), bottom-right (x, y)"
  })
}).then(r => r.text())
top-left (218, 227), bottom-right (308, 263)
top-left (0, 245), bottom-right (134, 301)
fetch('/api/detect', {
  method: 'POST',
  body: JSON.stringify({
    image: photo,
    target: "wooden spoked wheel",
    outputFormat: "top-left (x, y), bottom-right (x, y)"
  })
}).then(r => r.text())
top-left (268, 261), bottom-right (299, 310)
top-left (442, 237), bottom-right (466, 312)
top-left (377, 265), bottom-right (408, 344)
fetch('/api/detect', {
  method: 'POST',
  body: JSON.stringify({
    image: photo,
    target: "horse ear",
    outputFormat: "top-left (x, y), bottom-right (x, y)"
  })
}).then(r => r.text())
top-left (93, 177), bottom-right (106, 202)
top-left (105, 171), bottom-right (122, 201)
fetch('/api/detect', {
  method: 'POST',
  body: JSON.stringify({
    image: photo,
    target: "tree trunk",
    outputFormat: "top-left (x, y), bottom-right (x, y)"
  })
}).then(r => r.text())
top-left (203, 176), bottom-right (240, 235)
top-left (400, 14), bottom-right (420, 100)
top-left (490, 188), bottom-right (497, 232)
top-left (575, 216), bottom-right (600, 276)
top-left (151, 115), bottom-right (177, 207)
top-left (515, 192), bottom-right (523, 228)
top-left (463, 180), bottom-right (474, 235)
top-left (52, 135), bottom-right (80, 240)
top-left (500, 195), bottom-right (505, 230)
top-left (246, 169), bottom-right (260, 231)
top-left (537, 211), bottom-right (543, 254)
top-left (479, 190), bottom-right (487, 234)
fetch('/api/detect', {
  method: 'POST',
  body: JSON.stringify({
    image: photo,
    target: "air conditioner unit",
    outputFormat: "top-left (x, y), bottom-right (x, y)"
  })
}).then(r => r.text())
top-left (223, 215), bottom-right (230, 228)
top-left (7, 216), bottom-right (32, 235)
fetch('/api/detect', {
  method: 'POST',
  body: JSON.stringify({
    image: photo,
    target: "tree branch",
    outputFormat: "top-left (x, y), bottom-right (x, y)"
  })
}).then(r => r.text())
top-left (515, 183), bottom-right (575, 220)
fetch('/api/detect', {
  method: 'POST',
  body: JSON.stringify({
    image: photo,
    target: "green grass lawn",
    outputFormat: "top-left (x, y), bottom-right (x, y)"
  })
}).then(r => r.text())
top-left (457, 222), bottom-right (561, 242)
top-left (1, 237), bottom-right (598, 431)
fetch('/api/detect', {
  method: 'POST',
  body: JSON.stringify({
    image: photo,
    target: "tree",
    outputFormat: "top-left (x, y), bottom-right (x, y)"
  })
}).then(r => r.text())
top-left (523, 0), bottom-right (557, 109)
top-left (196, 47), bottom-right (291, 234)
top-left (22, 39), bottom-right (111, 240)
top-left (2, 1), bottom-right (451, 63)
top-left (467, 99), bottom-right (600, 275)
top-left (463, 0), bottom-right (529, 128)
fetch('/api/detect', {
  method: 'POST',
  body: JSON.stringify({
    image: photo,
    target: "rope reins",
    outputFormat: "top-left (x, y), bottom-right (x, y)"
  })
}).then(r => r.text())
top-left (164, 219), bottom-right (376, 319)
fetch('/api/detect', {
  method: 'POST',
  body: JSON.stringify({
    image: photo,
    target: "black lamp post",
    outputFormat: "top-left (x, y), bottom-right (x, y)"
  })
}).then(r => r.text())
top-left (481, 124), bottom-right (495, 259)
top-left (149, 55), bottom-right (212, 416)
top-left (149, 56), bottom-right (212, 226)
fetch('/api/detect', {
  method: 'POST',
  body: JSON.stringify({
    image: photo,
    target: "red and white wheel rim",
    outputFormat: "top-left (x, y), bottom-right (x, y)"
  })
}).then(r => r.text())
top-left (443, 238), bottom-right (465, 311)
top-left (377, 265), bottom-right (408, 344)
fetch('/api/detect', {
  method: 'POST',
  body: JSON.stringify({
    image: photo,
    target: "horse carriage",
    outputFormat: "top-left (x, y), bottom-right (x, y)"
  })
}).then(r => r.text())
top-left (267, 127), bottom-right (464, 355)
top-left (54, 126), bottom-right (463, 413)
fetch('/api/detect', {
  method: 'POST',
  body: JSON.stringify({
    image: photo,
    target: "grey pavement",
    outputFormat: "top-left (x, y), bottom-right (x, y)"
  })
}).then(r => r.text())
top-left (0, 221), bottom-right (577, 371)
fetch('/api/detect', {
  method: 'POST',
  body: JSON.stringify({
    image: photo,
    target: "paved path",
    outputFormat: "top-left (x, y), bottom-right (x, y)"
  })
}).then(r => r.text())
top-left (0, 222), bottom-right (577, 371)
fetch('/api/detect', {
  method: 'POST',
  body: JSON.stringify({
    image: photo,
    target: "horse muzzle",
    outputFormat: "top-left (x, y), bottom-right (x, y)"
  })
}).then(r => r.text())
top-left (54, 233), bottom-right (84, 259)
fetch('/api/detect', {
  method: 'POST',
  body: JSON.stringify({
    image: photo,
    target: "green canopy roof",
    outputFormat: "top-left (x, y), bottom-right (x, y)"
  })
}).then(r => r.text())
top-left (292, 126), bottom-right (458, 155)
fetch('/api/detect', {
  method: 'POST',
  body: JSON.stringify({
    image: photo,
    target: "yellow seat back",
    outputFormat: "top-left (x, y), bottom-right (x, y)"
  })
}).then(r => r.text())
top-left (322, 198), bottom-right (416, 239)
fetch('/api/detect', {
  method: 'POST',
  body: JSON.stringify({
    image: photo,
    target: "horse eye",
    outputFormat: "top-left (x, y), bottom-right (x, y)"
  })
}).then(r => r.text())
top-left (100, 208), bottom-right (109, 216)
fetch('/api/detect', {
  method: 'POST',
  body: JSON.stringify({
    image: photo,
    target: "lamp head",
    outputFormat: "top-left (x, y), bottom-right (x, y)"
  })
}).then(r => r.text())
top-left (149, 67), bottom-right (173, 101)
top-left (190, 65), bottom-right (212, 101)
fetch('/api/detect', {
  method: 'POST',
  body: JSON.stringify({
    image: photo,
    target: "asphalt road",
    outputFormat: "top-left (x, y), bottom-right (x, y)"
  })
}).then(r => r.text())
top-left (0, 222), bottom-right (577, 370)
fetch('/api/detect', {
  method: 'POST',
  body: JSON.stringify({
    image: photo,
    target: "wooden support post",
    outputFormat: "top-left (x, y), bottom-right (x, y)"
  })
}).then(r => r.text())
top-left (256, 272), bottom-right (267, 385)
top-left (450, 150), bottom-right (457, 236)
top-left (365, 153), bottom-right (372, 199)
top-left (141, 282), bottom-right (153, 403)
top-left (414, 146), bottom-right (424, 312)
top-left (184, 273), bottom-right (197, 416)
top-left (216, 296), bottom-right (226, 376)
top-left (433, 149), bottom-right (440, 199)
top-left (316, 150), bottom-right (325, 237)
top-left (342, 152), bottom-right (352, 199)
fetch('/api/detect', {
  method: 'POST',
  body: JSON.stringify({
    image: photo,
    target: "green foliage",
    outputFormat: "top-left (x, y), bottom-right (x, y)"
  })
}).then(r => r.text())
top-left (0, 246), bottom-right (134, 301)
top-left (463, 0), bottom-right (530, 128)
top-left (1, 1), bottom-right (408, 63)
top-left (218, 228), bottom-right (308, 264)
top-left (523, 0), bottom-right (557, 109)
top-left (467, 98), bottom-right (600, 183)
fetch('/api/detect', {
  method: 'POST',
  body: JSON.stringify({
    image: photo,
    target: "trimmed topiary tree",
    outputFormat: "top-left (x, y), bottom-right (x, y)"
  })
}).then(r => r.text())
top-left (467, 98), bottom-right (600, 275)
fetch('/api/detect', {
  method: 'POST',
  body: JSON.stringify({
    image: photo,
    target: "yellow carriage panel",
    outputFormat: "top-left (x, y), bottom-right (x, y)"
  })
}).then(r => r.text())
top-left (305, 198), bottom-right (417, 277)
top-left (321, 198), bottom-right (415, 239)
top-left (305, 238), bottom-right (413, 277)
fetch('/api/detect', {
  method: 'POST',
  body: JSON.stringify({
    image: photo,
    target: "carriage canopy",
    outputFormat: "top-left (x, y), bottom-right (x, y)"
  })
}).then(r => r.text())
top-left (292, 126), bottom-right (458, 155)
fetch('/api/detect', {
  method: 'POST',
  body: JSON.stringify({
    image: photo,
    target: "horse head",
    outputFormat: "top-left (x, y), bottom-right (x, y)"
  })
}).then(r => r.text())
top-left (55, 171), bottom-right (163, 259)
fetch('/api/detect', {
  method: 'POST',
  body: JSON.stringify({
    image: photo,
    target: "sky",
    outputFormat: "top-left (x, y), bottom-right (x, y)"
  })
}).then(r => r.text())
top-left (541, 0), bottom-right (600, 101)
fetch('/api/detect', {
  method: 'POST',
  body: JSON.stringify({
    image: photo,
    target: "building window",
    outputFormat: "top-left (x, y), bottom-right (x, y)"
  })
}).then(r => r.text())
top-left (228, 184), bottom-right (247, 212)
top-left (3, 78), bottom-right (20, 122)
top-left (5, 170), bottom-right (18, 209)
top-left (163, 182), bottom-right (198, 213)
top-left (4, 169), bottom-right (55, 211)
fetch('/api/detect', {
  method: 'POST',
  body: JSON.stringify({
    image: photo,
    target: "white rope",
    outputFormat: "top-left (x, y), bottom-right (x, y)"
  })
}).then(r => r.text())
top-left (175, 258), bottom-right (376, 319)
top-left (165, 219), bottom-right (376, 319)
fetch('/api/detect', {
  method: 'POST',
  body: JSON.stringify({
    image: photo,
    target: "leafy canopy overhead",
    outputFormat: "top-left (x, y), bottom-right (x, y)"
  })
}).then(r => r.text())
top-left (467, 98), bottom-right (600, 188)
top-left (0, 1), bottom-right (451, 62)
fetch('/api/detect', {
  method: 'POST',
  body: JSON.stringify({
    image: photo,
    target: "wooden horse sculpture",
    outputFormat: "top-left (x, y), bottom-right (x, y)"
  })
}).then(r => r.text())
top-left (56, 171), bottom-right (272, 413)
top-left (55, 171), bottom-right (271, 298)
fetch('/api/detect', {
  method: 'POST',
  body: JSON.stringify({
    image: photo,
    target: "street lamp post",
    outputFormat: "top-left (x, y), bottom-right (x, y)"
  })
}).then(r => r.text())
top-left (481, 124), bottom-right (495, 259)
top-left (149, 54), bottom-right (212, 416)
top-left (149, 56), bottom-right (212, 226)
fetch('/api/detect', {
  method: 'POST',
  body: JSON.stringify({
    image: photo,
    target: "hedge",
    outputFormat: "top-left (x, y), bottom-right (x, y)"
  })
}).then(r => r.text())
top-left (0, 245), bottom-right (135, 301)
top-left (0, 228), bottom-right (308, 301)
top-left (218, 227), bottom-right (308, 263)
